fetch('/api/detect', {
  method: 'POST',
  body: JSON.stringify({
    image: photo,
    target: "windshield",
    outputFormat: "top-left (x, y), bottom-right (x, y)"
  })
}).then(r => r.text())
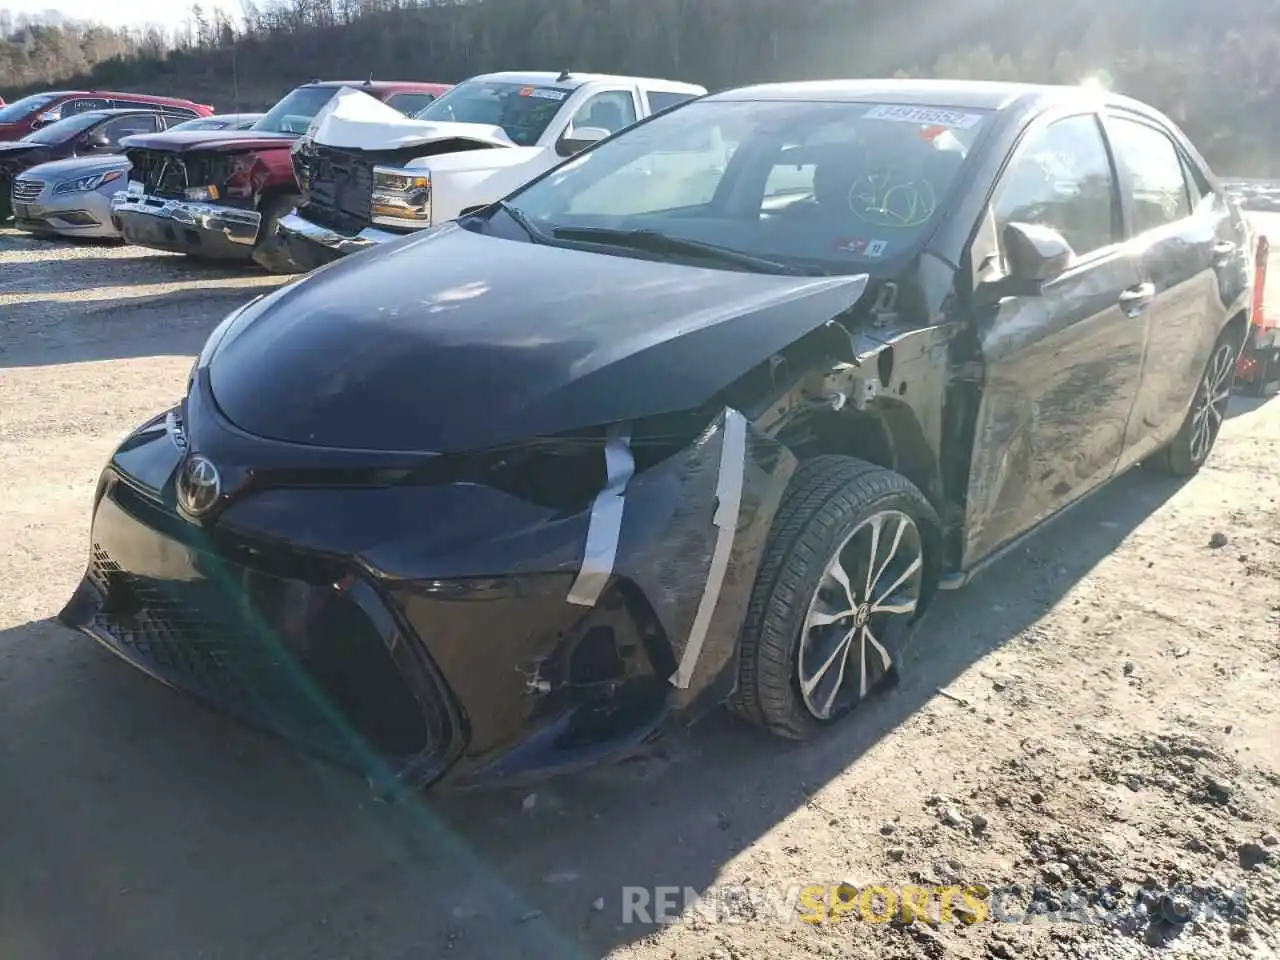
top-left (0, 93), bottom-right (58, 123)
top-left (21, 111), bottom-right (104, 144)
top-left (502, 99), bottom-right (991, 273)
top-left (253, 86), bottom-right (339, 135)
top-left (415, 79), bottom-right (571, 147)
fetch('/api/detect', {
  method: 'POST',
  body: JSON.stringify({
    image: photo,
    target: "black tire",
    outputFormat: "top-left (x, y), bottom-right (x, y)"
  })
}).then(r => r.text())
top-left (1148, 330), bottom-right (1240, 476)
top-left (251, 192), bottom-right (304, 274)
top-left (730, 455), bottom-right (939, 740)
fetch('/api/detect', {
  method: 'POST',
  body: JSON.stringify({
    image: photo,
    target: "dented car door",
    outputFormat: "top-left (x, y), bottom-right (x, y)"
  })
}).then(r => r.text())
top-left (962, 111), bottom-right (1147, 567)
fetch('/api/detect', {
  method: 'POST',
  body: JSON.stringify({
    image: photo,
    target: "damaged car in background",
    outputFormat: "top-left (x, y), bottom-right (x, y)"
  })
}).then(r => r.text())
top-left (278, 71), bottom-right (706, 272)
top-left (110, 79), bottom-right (450, 272)
top-left (59, 79), bottom-right (1252, 792)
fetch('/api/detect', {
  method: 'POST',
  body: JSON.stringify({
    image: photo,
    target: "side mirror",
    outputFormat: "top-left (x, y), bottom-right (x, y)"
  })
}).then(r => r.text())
top-left (78, 130), bottom-right (111, 152)
top-left (1003, 221), bottom-right (1073, 290)
top-left (556, 125), bottom-right (610, 157)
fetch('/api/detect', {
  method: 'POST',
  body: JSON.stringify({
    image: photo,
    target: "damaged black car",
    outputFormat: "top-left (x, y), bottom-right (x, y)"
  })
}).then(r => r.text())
top-left (60, 79), bottom-right (1252, 791)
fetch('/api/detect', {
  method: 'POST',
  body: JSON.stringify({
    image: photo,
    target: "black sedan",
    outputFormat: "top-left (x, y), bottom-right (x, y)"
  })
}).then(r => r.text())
top-left (0, 108), bottom-right (196, 219)
top-left (60, 79), bottom-right (1252, 792)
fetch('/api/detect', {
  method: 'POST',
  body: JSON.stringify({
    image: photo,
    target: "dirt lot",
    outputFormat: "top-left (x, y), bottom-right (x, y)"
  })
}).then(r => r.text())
top-left (0, 225), bottom-right (1277, 960)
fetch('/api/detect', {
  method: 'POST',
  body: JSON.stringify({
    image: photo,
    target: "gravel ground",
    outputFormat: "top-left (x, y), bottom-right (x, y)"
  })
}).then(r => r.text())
top-left (0, 225), bottom-right (1277, 960)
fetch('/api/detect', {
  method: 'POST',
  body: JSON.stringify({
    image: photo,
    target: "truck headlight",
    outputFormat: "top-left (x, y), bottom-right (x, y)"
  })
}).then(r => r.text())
top-left (371, 165), bottom-right (431, 229)
top-left (184, 185), bottom-right (220, 202)
top-left (53, 170), bottom-right (122, 195)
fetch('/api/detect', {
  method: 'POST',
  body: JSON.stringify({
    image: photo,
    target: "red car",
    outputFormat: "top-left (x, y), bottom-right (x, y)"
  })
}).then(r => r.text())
top-left (0, 91), bottom-right (214, 140)
top-left (111, 79), bottom-right (450, 272)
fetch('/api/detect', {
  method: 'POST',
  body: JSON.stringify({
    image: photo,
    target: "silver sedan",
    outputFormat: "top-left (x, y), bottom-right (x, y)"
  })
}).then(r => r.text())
top-left (10, 156), bottom-right (132, 239)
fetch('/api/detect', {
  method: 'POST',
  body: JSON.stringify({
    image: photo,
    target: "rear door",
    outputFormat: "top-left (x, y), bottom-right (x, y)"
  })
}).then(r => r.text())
top-left (1102, 111), bottom-right (1235, 466)
top-left (963, 111), bottom-right (1148, 567)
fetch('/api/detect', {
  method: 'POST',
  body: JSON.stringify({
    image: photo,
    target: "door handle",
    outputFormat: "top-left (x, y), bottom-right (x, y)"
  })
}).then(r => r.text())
top-left (1118, 282), bottom-right (1155, 316)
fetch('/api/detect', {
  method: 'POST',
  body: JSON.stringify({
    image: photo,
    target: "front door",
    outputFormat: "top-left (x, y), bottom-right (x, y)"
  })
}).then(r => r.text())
top-left (963, 111), bottom-right (1148, 568)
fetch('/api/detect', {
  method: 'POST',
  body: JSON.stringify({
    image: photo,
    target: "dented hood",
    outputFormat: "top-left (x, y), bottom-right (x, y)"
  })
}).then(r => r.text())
top-left (208, 224), bottom-right (869, 454)
top-left (119, 129), bottom-right (295, 153)
top-left (307, 87), bottom-right (514, 151)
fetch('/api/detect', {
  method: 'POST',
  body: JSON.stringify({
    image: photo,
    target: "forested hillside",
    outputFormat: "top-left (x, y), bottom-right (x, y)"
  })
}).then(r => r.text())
top-left (2, 0), bottom-right (1279, 174)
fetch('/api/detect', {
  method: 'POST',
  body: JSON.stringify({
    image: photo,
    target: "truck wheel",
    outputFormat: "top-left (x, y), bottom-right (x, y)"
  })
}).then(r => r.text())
top-left (1147, 332), bottom-right (1238, 476)
top-left (729, 456), bottom-right (938, 741)
top-left (252, 193), bottom-right (304, 274)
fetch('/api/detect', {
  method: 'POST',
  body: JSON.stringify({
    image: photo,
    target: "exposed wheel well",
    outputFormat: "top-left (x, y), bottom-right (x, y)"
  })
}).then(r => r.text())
top-left (779, 403), bottom-right (943, 515)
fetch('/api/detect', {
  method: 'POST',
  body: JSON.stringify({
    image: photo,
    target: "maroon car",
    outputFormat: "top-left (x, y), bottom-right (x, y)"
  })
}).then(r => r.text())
top-left (111, 80), bottom-right (450, 272)
top-left (0, 91), bottom-right (213, 141)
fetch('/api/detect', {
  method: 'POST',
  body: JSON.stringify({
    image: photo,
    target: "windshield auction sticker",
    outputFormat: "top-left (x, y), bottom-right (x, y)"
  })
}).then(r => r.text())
top-left (864, 104), bottom-right (984, 129)
top-left (519, 87), bottom-right (570, 101)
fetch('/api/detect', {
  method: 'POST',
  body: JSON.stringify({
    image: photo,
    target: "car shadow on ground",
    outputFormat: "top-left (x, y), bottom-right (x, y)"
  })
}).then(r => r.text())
top-left (0, 281), bottom-right (286, 368)
top-left (0, 465), bottom-right (1189, 960)
top-left (1226, 391), bottom-right (1276, 420)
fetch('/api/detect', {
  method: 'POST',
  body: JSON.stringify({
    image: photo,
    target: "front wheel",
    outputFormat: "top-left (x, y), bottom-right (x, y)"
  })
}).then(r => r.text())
top-left (730, 456), bottom-right (939, 740)
top-left (1148, 335), bottom-right (1238, 476)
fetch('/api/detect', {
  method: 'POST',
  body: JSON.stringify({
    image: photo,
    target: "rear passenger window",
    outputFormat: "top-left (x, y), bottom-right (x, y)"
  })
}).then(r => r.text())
top-left (993, 113), bottom-right (1118, 261)
top-left (646, 91), bottom-right (697, 115)
top-left (1106, 116), bottom-right (1193, 233)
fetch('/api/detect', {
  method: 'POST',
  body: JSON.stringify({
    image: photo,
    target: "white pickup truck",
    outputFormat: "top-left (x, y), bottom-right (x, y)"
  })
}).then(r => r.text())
top-left (276, 70), bottom-right (706, 271)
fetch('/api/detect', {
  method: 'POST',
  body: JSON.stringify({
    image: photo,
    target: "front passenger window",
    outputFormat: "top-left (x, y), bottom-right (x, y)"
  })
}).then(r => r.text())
top-left (101, 114), bottom-right (160, 145)
top-left (569, 91), bottom-right (637, 135)
top-left (993, 114), bottom-right (1118, 264)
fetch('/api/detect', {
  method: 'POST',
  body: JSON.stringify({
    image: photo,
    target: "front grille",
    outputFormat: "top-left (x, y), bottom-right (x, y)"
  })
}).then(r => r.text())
top-left (304, 145), bottom-right (375, 226)
top-left (86, 542), bottom-right (450, 770)
top-left (11, 178), bottom-right (41, 203)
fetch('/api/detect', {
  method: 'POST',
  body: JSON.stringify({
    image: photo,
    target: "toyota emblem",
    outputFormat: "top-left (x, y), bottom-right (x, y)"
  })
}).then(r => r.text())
top-left (177, 453), bottom-right (221, 516)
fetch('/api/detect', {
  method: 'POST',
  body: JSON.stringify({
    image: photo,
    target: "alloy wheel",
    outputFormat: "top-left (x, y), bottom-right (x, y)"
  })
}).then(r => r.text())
top-left (796, 509), bottom-right (924, 721)
top-left (1189, 342), bottom-right (1235, 464)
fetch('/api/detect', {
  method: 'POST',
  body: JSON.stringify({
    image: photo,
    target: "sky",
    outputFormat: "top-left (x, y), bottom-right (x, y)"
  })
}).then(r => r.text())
top-left (3, 1), bottom-right (240, 29)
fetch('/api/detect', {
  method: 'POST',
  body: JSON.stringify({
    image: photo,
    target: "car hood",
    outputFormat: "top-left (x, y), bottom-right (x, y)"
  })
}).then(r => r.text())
top-left (119, 129), bottom-right (295, 153)
top-left (306, 86), bottom-right (514, 151)
top-left (208, 224), bottom-right (870, 454)
top-left (19, 155), bottom-right (131, 180)
top-left (0, 141), bottom-right (46, 155)
top-left (0, 142), bottom-right (52, 169)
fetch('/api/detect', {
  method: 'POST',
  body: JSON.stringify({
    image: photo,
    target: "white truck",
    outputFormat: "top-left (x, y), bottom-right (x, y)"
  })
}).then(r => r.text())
top-left (276, 70), bottom-right (706, 271)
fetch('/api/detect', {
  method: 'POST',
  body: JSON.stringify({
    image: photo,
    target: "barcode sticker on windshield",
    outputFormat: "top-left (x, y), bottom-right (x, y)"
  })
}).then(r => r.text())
top-left (520, 86), bottom-right (569, 101)
top-left (863, 105), bottom-right (983, 129)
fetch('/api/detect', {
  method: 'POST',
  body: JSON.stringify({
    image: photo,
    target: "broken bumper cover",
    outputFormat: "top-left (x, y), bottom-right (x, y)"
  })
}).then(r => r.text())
top-left (58, 389), bottom-right (795, 791)
top-left (277, 211), bottom-right (400, 269)
top-left (111, 190), bottom-right (261, 259)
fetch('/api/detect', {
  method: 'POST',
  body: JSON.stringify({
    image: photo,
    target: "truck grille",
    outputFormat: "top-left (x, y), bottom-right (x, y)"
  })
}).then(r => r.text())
top-left (11, 178), bottom-right (42, 203)
top-left (302, 145), bottom-right (375, 230)
top-left (85, 540), bottom-right (454, 772)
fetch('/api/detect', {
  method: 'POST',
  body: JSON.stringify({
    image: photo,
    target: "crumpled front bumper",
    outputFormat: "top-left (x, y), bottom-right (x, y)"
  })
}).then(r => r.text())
top-left (276, 211), bottom-right (401, 270)
top-left (58, 389), bottom-right (796, 792)
top-left (111, 190), bottom-right (261, 259)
